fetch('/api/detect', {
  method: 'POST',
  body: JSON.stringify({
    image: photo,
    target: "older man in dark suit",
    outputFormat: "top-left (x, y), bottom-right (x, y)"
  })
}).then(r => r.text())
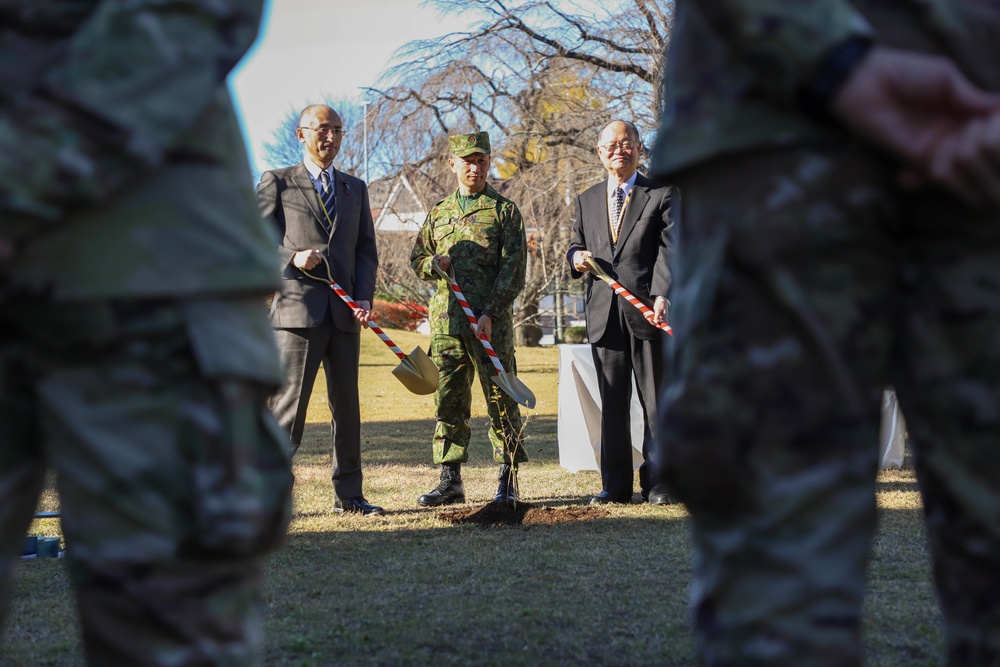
top-left (256, 104), bottom-right (382, 516)
top-left (567, 119), bottom-right (673, 505)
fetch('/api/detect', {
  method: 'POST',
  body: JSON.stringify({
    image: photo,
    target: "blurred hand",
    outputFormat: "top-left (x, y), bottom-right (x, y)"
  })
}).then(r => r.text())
top-left (651, 296), bottom-right (668, 325)
top-left (475, 314), bottom-right (493, 342)
top-left (354, 299), bottom-right (372, 326)
top-left (572, 250), bottom-right (593, 272)
top-left (433, 255), bottom-right (452, 272)
top-left (292, 249), bottom-right (323, 270)
top-left (833, 46), bottom-right (1000, 206)
top-left (923, 112), bottom-right (1000, 206)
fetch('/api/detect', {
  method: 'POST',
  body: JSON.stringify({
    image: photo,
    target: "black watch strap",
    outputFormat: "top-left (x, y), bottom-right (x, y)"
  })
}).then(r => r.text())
top-left (799, 36), bottom-right (874, 121)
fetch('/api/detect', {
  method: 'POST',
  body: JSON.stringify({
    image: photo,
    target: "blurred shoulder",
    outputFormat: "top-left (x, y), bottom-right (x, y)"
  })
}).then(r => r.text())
top-left (636, 172), bottom-right (670, 191)
top-left (581, 179), bottom-right (607, 198)
top-left (636, 173), bottom-right (674, 201)
top-left (338, 170), bottom-right (367, 190)
top-left (429, 193), bottom-right (455, 215)
top-left (260, 164), bottom-right (301, 183)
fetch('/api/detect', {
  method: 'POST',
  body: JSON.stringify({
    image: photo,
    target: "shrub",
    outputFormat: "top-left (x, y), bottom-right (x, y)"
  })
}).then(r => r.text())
top-left (373, 299), bottom-right (428, 331)
top-left (563, 326), bottom-right (587, 344)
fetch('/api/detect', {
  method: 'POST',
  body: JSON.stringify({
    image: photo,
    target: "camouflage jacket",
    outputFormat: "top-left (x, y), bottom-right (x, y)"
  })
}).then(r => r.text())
top-left (651, 0), bottom-right (976, 178)
top-left (411, 184), bottom-right (526, 336)
top-left (0, 0), bottom-right (278, 299)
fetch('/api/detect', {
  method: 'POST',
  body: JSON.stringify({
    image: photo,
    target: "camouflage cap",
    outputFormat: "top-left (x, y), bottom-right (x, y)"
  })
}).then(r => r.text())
top-left (449, 131), bottom-right (491, 157)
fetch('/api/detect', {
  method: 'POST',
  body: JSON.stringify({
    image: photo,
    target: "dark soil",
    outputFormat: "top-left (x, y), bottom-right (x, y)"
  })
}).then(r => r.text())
top-left (437, 502), bottom-right (608, 527)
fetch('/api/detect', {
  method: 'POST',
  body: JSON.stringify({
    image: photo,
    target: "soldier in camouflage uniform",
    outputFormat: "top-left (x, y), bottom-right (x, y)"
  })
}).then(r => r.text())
top-left (0, 2), bottom-right (292, 665)
top-left (651, 1), bottom-right (1000, 665)
top-left (411, 131), bottom-right (527, 506)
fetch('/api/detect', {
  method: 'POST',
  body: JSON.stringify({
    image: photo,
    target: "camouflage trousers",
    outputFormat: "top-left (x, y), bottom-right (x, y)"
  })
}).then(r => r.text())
top-left (0, 296), bottom-right (293, 666)
top-left (658, 142), bottom-right (1000, 666)
top-left (430, 331), bottom-right (526, 465)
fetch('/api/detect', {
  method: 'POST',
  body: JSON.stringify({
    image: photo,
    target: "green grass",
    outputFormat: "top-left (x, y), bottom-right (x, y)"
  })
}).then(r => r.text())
top-left (2, 329), bottom-right (941, 666)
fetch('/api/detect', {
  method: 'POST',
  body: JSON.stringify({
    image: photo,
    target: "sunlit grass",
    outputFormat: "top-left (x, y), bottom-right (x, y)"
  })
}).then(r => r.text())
top-left (4, 329), bottom-right (941, 666)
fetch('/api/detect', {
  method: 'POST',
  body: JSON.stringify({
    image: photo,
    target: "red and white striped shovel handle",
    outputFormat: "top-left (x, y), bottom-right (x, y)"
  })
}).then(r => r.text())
top-left (583, 256), bottom-right (672, 335)
top-left (432, 262), bottom-right (508, 375)
top-left (299, 259), bottom-right (408, 360)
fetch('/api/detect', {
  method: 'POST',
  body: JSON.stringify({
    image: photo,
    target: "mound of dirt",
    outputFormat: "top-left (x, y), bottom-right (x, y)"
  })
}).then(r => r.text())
top-left (438, 502), bottom-right (608, 527)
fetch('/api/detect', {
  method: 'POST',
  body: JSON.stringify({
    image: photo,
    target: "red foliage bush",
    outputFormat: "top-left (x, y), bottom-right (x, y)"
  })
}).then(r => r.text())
top-left (373, 299), bottom-right (428, 331)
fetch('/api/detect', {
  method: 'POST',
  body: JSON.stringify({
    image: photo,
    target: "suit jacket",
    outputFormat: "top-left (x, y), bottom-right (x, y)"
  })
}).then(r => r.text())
top-left (256, 163), bottom-right (378, 332)
top-left (567, 173), bottom-right (672, 343)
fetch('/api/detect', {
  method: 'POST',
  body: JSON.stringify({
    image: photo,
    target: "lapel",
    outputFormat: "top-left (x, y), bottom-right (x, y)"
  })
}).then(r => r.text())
top-left (586, 181), bottom-right (614, 257)
top-left (290, 163), bottom-right (331, 238)
top-left (329, 168), bottom-right (348, 237)
top-left (613, 175), bottom-right (650, 258)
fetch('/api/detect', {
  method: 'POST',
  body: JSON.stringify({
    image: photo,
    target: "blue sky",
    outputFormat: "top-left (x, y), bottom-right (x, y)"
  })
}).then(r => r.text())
top-left (230, 0), bottom-right (470, 175)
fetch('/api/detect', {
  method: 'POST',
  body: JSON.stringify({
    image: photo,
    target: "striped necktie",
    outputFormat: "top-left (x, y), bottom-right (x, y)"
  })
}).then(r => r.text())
top-left (319, 170), bottom-right (336, 233)
top-left (611, 186), bottom-right (625, 244)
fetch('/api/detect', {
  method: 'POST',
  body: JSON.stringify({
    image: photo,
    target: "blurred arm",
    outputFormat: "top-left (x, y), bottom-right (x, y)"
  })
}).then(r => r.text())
top-left (0, 0), bottom-right (265, 235)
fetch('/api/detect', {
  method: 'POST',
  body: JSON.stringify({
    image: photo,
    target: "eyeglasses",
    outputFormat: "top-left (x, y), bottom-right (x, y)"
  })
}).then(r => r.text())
top-left (599, 140), bottom-right (636, 153)
top-left (299, 126), bottom-right (346, 137)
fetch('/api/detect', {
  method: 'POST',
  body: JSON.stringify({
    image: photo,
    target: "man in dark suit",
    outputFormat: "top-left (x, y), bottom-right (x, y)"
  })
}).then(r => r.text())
top-left (567, 119), bottom-right (673, 505)
top-left (256, 104), bottom-right (382, 516)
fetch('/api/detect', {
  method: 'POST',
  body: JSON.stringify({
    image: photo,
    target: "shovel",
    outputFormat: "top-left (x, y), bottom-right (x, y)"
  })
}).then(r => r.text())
top-left (300, 258), bottom-right (439, 395)
top-left (432, 261), bottom-right (536, 409)
top-left (583, 256), bottom-right (672, 335)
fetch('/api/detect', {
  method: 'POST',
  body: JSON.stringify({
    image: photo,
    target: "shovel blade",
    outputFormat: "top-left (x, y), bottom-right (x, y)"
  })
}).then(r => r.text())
top-left (492, 370), bottom-right (536, 409)
top-left (391, 346), bottom-right (439, 395)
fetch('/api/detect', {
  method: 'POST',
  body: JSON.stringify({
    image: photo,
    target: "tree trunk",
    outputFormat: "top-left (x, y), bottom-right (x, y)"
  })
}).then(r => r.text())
top-left (516, 299), bottom-right (542, 347)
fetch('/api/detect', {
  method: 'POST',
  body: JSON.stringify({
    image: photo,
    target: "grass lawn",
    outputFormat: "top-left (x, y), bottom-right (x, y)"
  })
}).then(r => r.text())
top-left (4, 328), bottom-right (941, 666)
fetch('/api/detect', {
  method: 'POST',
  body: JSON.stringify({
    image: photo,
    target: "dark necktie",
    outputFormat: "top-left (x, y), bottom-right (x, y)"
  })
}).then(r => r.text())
top-left (319, 170), bottom-right (336, 233)
top-left (611, 186), bottom-right (625, 244)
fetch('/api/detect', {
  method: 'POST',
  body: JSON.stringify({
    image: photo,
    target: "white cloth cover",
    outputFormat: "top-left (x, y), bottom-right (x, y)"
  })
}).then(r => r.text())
top-left (879, 388), bottom-right (907, 470)
top-left (557, 344), bottom-right (643, 472)
top-left (558, 345), bottom-right (908, 472)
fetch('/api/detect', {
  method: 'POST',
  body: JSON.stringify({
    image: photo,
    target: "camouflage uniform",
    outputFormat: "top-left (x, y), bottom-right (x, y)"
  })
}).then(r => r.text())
top-left (410, 139), bottom-right (527, 465)
top-left (0, 2), bottom-right (292, 665)
top-left (651, 1), bottom-right (1000, 665)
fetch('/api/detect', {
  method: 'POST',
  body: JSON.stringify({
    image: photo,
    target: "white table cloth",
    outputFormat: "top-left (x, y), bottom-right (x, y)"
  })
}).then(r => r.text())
top-left (557, 344), bottom-right (907, 472)
top-left (557, 344), bottom-right (643, 472)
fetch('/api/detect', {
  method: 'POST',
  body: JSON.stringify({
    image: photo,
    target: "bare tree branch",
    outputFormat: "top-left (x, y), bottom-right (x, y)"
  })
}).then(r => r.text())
top-left (361, 0), bottom-right (674, 343)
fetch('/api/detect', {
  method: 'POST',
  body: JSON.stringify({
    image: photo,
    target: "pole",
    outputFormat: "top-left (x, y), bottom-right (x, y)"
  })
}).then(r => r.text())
top-left (554, 159), bottom-right (573, 344)
top-left (554, 271), bottom-right (564, 344)
top-left (363, 101), bottom-right (369, 183)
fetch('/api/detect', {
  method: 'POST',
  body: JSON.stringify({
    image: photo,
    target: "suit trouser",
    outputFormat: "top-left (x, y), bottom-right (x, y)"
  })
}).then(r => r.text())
top-left (658, 142), bottom-right (1000, 666)
top-left (592, 299), bottom-right (664, 499)
top-left (0, 297), bottom-right (292, 666)
top-left (271, 313), bottom-right (364, 500)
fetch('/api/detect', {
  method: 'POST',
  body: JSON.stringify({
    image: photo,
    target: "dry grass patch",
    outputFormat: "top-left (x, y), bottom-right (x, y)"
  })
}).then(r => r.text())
top-left (3, 328), bottom-right (944, 666)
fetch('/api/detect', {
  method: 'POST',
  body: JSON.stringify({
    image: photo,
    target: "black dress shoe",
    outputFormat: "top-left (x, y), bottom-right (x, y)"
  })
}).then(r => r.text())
top-left (647, 490), bottom-right (671, 505)
top-left (589, 491), bottom-right (630, 505)
top-left (334, 497), bottom-right (384, 516)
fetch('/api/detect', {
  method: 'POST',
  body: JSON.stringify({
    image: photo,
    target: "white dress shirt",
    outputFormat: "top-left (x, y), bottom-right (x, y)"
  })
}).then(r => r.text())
top-left (304, 159), bottom-right (335, 196)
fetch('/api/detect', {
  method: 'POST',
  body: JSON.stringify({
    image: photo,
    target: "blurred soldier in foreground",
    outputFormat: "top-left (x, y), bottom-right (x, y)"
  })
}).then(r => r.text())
top-left (411, 132), bottom-right (527, 506)
top-left (651, 1), bottom-right (1000, 665)
top-left (0, 2), bottom-right (292, 664)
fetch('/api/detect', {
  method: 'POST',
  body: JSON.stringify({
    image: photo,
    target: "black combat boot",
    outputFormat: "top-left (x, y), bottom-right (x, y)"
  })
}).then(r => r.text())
top-left (417, 463), bottom-right (465, 507)
top-left (494, 463), bottom-right (518, 505)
